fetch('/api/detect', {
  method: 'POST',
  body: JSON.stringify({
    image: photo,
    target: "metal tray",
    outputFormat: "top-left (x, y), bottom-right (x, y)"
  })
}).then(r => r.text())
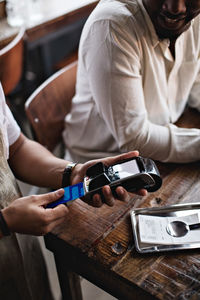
top-left (130, 202), bottom-right (200, 253)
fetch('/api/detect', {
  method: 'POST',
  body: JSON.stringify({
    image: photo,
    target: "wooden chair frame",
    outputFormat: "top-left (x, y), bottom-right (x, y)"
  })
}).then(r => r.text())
top-left (0, 26), bottom-right (25, 95)
top-left (25, 61), bottom-right (77, 152)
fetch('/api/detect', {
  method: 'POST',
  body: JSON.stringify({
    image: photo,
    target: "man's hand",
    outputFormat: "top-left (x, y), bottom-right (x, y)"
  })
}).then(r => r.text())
top-left (70, 151), bottom-right (147, 207)
top-left (1, 189), bottom-right (68, 236)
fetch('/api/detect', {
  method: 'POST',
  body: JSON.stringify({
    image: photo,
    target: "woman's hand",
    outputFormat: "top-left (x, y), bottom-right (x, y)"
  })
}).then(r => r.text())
top-left (1, 189), bottom-right (68, 236)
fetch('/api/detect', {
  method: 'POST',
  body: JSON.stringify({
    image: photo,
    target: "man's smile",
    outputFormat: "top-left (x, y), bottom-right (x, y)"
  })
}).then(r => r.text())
top-left (158, 11), bottom-right (186, 28)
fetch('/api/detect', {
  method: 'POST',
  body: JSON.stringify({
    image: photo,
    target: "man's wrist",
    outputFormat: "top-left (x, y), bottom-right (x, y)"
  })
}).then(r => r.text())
top-left (0, 225), bottom-right (3, 239)
top-left (0, 210), bottom-right (11, 236)
top-left (62, 163), bottom-right (78, 187)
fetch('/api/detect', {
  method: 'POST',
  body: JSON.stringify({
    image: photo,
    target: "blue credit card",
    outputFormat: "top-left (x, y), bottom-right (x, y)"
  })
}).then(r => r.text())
top-left (47, 182), bottom-right (85, 208)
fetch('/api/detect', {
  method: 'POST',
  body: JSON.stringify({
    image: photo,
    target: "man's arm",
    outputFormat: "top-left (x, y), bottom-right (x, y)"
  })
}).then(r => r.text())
top-left (188, 69), bottom-right (200, 111)
top-left (8, 133), bottom-right (146, 207)
top-left (82, 19), bottom-right (200, 163)
top-left (0, 133), bottom-right (145, 238)
top-left (1, 145), bottom-right (146, 239)
top-left (8, 133), bottom-right (68, 189)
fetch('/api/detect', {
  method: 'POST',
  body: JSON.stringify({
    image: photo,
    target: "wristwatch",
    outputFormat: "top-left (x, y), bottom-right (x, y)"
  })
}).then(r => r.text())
top-left (62, 163), bottom-right (77, 187)
top-left (0, 210), bottom-right (11, 236)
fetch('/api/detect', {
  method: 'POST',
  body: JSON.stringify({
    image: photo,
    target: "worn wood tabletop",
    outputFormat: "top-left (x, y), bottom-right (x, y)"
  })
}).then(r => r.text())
top-left (45, 107), bottom-right (200, 300)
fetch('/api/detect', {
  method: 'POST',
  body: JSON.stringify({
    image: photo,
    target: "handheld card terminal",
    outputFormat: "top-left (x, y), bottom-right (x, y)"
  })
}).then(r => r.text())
top-left (84, 156), bottom-right (162, 197)
top-left (47, 156), bottom-right (162, 208)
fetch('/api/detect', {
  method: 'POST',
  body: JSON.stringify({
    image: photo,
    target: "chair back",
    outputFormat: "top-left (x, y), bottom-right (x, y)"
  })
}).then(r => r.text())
top-left (0, 27), bottom-right (25, 95)
top-left (25, 61), bottom-right (77, 152)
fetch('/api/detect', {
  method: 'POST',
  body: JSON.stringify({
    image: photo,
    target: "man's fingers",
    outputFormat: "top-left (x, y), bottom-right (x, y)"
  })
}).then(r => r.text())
top-left (40, 204), bottom-right (69, 233)
top-left (115, 186), bottom-right (132, 202)
top-left (82, 193), bottom-right (103, 207)
top-left (49, 203), bottom-right (69, 218)
top-left (91, 194), bottom-right (103, 207)
top-left (115, 186), bottom-right (147, 201)
top-left (136, 189), bottom-right (148, 196)
top-left (119, 150), bottom-right (139, 159)
top-left (44, 216), bottom-right (67, 234)
top-left (104, 150), bottom-right (139, 166)
top-left (102, 186), bottom-right (115, 206)
top-left (34, 189), bottom-right (65, 206)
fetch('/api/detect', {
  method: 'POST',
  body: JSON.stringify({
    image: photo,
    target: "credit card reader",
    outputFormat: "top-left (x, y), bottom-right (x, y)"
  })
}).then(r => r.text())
top-left (84, 156), bottom-right (162, 197)
top-left (47, 156), bottom-right (162, 208)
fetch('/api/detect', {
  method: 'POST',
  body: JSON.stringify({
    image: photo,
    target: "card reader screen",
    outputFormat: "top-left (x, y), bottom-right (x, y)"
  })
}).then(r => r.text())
top-left (113, 160), bottom-right (140, 179)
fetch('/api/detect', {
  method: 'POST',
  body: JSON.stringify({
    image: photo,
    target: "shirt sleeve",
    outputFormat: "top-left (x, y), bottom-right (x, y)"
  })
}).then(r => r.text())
top-left (83, 19), bottom-right (200, 163)
top-left (188, 67), bottom-right (200, 111)
top-left (0, 84), bottom-right (21, 159)
top-left (5, 104), bottom-right (21, 146)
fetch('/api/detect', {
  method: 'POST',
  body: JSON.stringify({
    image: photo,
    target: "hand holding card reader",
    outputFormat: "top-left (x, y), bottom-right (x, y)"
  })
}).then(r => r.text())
top-left (47, 156), bottom-right (162, 208)
top-left (84, 156), bottom-right (162, 196)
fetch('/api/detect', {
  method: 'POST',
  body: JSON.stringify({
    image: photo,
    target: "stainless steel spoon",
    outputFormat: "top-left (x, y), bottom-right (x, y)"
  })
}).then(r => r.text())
top-left (166, 221), bottom-right (200, 237)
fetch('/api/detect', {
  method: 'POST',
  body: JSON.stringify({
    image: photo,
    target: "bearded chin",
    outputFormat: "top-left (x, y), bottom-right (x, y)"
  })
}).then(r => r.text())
top-left (155, 21), bottom-right (191, 40)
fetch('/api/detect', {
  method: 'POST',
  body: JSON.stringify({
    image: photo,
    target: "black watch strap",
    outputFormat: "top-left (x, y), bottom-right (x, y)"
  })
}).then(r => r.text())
top-left (62, 163), bottom-right (77, 188)
top-left (0, 210), bottom-right (11, 236)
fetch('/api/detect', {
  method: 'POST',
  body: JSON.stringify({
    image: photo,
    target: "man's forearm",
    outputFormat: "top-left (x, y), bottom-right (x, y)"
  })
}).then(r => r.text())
top-left (8, 134), bottom-right (72, 189)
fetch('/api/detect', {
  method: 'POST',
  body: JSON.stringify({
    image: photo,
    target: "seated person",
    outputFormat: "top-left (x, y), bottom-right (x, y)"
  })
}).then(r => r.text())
top-left (0, 82), bottom-right (146, 300)
top-left (63, 0), bottom-right (200, 164)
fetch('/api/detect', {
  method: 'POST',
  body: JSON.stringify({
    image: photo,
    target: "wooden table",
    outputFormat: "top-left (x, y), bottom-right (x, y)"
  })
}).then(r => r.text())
top-left (45, 108), bottom-right (200, 300)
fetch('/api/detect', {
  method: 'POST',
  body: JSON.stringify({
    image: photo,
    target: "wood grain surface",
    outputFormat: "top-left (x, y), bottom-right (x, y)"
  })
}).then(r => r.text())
top-left (46, 107), bottom-right (200, 300)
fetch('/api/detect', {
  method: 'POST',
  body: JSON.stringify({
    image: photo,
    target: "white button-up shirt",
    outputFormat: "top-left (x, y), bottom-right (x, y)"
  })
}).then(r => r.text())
top-left (0, 84), bottom-right (20, 159)
top-left (63, 0), bottom-right (200, 163)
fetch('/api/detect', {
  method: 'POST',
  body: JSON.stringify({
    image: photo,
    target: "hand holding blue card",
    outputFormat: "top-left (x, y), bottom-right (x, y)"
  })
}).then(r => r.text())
top-left (47, 182), bottom-right (85, 208)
